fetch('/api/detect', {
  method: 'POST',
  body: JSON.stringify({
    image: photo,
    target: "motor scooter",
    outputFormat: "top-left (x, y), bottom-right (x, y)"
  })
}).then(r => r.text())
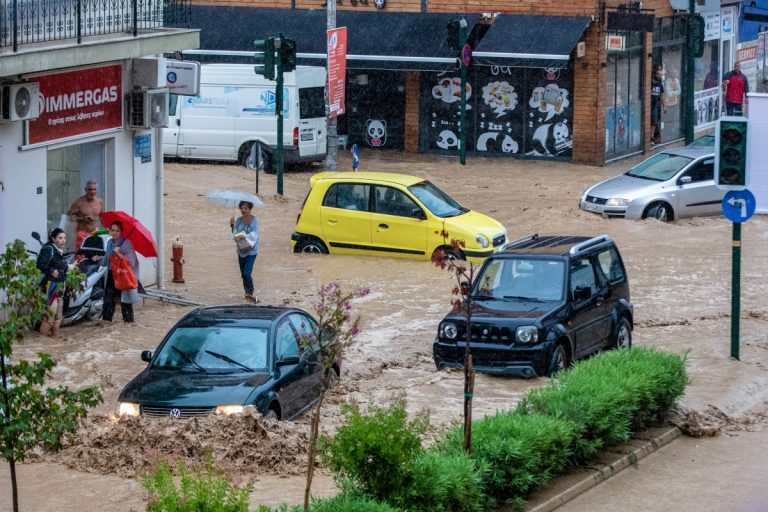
top-left (29, 231), bottom-right (109, 326)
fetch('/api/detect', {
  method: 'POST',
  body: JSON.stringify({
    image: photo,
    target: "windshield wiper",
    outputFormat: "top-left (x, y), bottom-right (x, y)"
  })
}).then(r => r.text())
top-left (204, 350), bottom-right (254, 372)
top-left (171, 346), bottom-right (207, 373)
top-left (472, 294), bottom-right (503, 301)
top-left (503, 295), bottom-right (545, 303)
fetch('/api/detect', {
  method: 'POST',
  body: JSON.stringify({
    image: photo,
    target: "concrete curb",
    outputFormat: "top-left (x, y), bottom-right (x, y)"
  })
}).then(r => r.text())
top-left (523, 426), bottom-right (682, 512)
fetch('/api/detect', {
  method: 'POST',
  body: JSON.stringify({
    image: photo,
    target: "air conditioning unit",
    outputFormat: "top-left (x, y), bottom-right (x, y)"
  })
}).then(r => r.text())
top-left (1, 83), bottom-right (41, 122)
top-left (127, 88), bottom-right (169, 129)
top-left (133, 58), bottom-right (168, 89)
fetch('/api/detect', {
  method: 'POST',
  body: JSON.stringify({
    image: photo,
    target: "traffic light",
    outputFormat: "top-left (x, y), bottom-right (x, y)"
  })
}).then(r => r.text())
top-left (688, 14), bottom-right (705, 59)
top-left (715, 117), bottom-right (749, 190)
top-left (446, 20), bottom-right (461, 51)
top-left (280, 38), bottom-right (297, 72)
top-left (254, 38), bottom-right (275, 80)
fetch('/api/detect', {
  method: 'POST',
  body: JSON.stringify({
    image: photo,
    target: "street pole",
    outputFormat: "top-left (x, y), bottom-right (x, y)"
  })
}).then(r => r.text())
top-left (731, 222), bottom-right (741, 360)
top-left (325, 0), bottom-right (338, 171)
top-left (459, 21), bottom-right (467, 166)
top-left (276, 34), bottom-right (285, 195)
top-left (684, 0), bottom-right (696, 145)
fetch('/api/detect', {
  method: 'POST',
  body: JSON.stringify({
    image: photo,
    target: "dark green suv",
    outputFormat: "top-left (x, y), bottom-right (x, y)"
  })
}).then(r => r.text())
top-left (433, 234), bottom-right (633, 378)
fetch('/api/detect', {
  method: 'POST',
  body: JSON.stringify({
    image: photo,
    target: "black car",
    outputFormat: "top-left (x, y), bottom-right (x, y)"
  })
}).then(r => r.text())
top-left (433, 234), bottom-right (633, 378)
top-left (118, 305), bottom-right (338, 420)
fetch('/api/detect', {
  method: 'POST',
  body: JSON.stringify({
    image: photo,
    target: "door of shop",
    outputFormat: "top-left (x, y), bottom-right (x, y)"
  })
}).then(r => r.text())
top-left (343, 71), bottom-right (405, 151)
top-left (605, 32), bottom-right (644, 159)
top-left (47, 141), bottom-right (106, 251)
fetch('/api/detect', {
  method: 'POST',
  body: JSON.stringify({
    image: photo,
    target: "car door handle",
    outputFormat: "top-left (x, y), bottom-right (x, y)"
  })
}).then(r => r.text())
top-left (378, 223), bottom-right (389, 229)
top-left (327, 218), bottom-right (338, 224)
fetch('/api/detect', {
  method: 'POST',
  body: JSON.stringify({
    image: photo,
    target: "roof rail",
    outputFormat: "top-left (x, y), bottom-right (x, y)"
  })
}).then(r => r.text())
top-left (499, 233), bottom-right (539, 251)
top-left (568, 235), bottom-right (612, 255)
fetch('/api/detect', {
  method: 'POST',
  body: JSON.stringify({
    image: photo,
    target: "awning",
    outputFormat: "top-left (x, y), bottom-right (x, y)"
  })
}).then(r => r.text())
top-left (191, 7), bottom-right (478, 72)
top-left (473, 15), bottom-right (592, 69)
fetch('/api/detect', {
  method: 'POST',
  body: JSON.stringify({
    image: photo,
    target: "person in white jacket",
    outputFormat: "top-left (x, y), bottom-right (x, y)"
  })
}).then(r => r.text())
top-left (230, 201), bottom-right (260, 302)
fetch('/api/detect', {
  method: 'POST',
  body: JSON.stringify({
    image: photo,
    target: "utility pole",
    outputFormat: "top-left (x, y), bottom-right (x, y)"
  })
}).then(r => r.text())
top-left (684, 1), bottom-right (704, 144)
top-left (325, 0), bottom-right (338, 171)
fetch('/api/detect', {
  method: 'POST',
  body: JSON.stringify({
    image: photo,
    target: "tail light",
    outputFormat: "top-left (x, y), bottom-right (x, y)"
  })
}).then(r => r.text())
top-left (296, 192), bottom-right (310, 225)
top-left (293, 127), bottom-right (299, 147)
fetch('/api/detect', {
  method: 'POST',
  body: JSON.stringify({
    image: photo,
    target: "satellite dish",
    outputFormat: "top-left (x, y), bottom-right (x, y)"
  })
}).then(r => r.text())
top-left (14, 86), bottom-right (31, 118)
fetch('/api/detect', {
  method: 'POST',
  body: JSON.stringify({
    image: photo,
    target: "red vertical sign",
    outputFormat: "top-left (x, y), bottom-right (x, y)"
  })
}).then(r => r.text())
top-left (327, 27), bottom-right (348, 118)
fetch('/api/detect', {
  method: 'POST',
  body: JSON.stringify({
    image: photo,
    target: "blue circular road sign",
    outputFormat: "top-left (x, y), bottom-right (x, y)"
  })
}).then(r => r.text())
top-left (722, 189), bottom-right (756, 223)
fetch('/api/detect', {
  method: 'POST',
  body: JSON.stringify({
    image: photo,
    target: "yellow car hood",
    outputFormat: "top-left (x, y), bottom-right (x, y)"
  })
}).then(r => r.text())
top-left (442, 209), bottom-right (506, 242)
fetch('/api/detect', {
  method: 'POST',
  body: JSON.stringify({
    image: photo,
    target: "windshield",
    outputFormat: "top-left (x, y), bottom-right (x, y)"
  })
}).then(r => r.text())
top-left (408, 181), bottom-right (466, 218)
top-left (473, 258), bottom-right (565, 302)
top-left (153, 326), bottom-right (268, 372)
top-left (625, 153), bottom-right (693, 181)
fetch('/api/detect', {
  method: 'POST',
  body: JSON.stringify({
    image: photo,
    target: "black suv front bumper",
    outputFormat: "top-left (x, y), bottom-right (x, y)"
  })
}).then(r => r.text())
top-left (433, 338), bottom-right (554, 378)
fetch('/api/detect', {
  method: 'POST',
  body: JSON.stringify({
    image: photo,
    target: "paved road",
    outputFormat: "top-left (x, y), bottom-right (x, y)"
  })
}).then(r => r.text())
top-left (557, 431), bottom-right (768, 512)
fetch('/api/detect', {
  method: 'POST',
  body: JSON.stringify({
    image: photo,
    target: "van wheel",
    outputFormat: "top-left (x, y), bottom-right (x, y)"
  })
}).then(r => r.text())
top-left (260, 146), bottom-right (275, 174)
top-left (612, 317), bottom-right (632, 350)
top-left (295, 237), bottom-right (328, 254)
top-left (237, 142), bottom-right (255, 167)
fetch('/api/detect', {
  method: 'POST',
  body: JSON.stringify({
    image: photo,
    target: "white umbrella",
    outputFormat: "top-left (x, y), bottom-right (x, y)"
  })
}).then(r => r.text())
top-left (206, 189), bottom-right (264, 209)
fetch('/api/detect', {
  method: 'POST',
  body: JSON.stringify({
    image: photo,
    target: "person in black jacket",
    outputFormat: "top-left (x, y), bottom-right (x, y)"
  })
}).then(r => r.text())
top-left (36, 228), bottom-right (71, 337)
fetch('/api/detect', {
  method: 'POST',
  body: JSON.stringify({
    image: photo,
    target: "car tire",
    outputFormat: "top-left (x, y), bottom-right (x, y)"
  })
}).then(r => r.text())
top-left (433, 246), bottom-right (466, 261)
top-left (263, 406), bottom-right (279, 420)
top-left (295, 237), bottom-right (329, 254)
top-left (237, 142), bottom-right (255, 167)
top-left (646, 202), bottom-right (673, 222)
top-left (260, 145), bottom-right (275, 174)
top-left (546, 344), bottom-right (567, 377)
top-left (612, 317), bottom-right (632, 350)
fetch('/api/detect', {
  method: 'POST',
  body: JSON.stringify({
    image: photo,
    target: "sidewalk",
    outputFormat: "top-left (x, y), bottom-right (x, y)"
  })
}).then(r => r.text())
top-left (523, 429), bottom-right (768, 512)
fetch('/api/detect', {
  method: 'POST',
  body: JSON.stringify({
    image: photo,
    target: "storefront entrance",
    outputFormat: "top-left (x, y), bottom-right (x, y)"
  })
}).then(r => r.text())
top-left (605, 32), bottom-right (644, 159)
top-left (47, 140), bottom-right (106, 251)
top-left (342, 71), bottom-right (406, 151)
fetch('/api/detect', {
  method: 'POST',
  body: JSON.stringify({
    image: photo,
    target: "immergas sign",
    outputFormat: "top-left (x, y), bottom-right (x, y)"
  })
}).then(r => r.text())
top-left (28, 64), bottom-right (122, 145)
top-left (165, 60), bottom-right (201, 96)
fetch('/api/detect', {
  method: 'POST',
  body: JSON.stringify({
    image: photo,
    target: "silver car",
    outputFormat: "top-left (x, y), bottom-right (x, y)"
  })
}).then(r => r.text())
top-left (580, 147), bottom-right (723, 221)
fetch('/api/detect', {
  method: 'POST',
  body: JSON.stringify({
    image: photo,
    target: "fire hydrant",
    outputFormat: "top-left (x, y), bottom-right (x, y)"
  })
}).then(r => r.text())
top-left (171, 237), bottom-right (185, 283)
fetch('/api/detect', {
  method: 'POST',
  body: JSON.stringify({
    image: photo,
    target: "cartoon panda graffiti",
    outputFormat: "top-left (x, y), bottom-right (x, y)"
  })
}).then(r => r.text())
top-left (436, 129), bottom-right (460, 150)
top-left (529, 121), bottom-right (572, 157)
top-left (366, 119), bottom-right (387, 147)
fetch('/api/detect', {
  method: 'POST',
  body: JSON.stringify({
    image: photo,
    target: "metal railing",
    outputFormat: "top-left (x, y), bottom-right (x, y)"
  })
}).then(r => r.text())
top-left (0, 0), bottom-right (191, 51)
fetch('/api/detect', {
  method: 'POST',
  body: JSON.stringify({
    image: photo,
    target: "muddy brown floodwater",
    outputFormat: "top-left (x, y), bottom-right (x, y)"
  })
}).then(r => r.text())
top-left (2, 150), bottom-right (768, 511)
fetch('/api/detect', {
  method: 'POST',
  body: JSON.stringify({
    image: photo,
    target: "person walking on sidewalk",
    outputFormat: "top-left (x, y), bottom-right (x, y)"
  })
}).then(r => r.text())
top-left (101, 221), bottom-right (140, 323)
top-left (650, 65), bottom-right (666, 145)
top-left (723, 62), bottom-right (749, 116)
top-left (230, 201), bottom-right (260, 303)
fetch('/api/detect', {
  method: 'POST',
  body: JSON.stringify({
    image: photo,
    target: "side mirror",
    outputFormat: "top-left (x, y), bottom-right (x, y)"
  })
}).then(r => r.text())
top-left (460, 280), bottom-right (470, 297)
top-left (412, 208), bottom-right (427, 220)
top-left (141, 350), bottom-right (152, 362)
top-left (573, 286), bottom-right (591, 302)
top-left (678, 175), bottom-right (692, 185)
top-left (31, 231), bottom-right (42, 242)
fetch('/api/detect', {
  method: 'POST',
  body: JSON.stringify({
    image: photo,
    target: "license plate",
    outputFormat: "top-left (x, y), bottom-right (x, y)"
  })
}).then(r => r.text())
top-left (583, 202), bottom-right (600, 213)
top-left (300, 133), bottom-right (314, 141)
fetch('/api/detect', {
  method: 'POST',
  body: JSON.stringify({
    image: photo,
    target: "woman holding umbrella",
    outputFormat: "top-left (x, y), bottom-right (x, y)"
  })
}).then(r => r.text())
top-left (101, 221), bottom-right (140, 323)
top-left (231, 200), bottom-right (260, 302)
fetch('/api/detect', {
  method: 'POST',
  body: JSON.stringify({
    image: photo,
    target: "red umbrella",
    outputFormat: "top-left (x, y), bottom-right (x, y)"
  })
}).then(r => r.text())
top-left (99, 210), bottom-right (158, 258)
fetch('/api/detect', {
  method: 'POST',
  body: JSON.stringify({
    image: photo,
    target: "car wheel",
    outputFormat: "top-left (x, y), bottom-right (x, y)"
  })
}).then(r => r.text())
top-left (646, 202), bottom-right (673, 222)
top-left (612, 317), bottom-right (632, 350)
top-left (325, 368), bottom-right (339, 390)
top-left (433, 246), bottom-right (466, 261)
top-left (295, 237), bottom-right (329, 254)
top-left (263, 406), bottom-right (279, 420)
top-left (546, 344), bottom-right (567, 377)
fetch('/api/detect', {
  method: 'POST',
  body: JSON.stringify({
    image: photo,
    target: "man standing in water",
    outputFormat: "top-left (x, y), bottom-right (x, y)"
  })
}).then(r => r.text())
top-left (67, 180), bottom-right (104, 253)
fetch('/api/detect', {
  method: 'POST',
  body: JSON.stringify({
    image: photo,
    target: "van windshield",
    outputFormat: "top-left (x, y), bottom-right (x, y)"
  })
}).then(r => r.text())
top-left (299, 87), bottom-right (325, 119)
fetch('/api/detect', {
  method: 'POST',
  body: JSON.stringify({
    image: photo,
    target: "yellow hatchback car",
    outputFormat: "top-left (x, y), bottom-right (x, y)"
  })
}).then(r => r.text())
top-left (290, 172), bottom-right (507, 262)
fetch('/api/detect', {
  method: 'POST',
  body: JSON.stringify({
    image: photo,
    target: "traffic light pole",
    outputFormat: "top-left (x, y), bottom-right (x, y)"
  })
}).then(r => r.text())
top-left (731, 222), bottom-right (741, 360)
top-left (275, 34), bottom-right (285, 196)
top-left (459, 23), bottom-right (467, 166)
top-left (684, 0), bottom-right (696, 145)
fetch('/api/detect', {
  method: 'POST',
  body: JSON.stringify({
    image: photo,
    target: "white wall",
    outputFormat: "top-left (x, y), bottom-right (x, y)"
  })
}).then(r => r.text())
top-left (747, 93), bottom-right (768, 214)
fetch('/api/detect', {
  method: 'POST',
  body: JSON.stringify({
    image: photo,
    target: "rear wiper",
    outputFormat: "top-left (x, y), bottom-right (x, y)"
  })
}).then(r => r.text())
top-left (171, 346), bottom-right (207, 373)
top-left (503, 295), bottom-right (545, 303)
top-left (205, 350), bottom-right (254, 373)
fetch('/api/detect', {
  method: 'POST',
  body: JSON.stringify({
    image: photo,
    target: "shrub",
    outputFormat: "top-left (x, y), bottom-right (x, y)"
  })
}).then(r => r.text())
top-left (318, 400), bottom-right (428, 501)
top-left (518, 347), bottom-right (687, 462)
top-left (142, 460), bottom-right (251, 512)
top-left (435, 412), bottom-right (574, 506)
top-left (394, 449), bottom-right (485, 512)
top-left (254, 495), bottom-right (399, 512)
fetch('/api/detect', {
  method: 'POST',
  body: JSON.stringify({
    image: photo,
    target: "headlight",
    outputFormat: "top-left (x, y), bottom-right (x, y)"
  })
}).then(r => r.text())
top-left (476, 234), bottom-right (490, 248)
top-left (215, 405), bottom-right (244, 415)
top-left (441, 322), bottom-right (458, 340)
top-left (118, 402), bottom-right (140, 416)
top-left (605, 198), bottom-right (629, 207)
top-left (515, 326), bottom-right (539, 343)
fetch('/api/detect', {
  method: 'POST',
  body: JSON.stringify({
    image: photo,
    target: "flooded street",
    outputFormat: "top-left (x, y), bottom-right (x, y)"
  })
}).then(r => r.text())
top-left (2, 150), bottom-right (768, 510)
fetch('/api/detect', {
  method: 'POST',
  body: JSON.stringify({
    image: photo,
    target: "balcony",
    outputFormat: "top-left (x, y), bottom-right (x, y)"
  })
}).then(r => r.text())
top-left (1, 0), bottom-right (199, 76)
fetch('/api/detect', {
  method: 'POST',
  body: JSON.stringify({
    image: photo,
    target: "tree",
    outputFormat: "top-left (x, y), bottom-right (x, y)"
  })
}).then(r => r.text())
top-left (431, 232), bottom-right (477, 453)
top-left (301, 280), bottom-right (369, 511)
top-left (0, 240), bottom-right (102, 512)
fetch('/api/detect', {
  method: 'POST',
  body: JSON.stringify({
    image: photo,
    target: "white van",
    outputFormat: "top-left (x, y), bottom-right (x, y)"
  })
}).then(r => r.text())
top-left (163, 64), bottom-right (327, 168)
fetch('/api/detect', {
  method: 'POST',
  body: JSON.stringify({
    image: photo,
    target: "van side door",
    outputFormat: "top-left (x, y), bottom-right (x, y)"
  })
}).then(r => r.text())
top-left (298, 86), bottom-right (327, 158)
top-left (163, 94), bottom-right (181, 158)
